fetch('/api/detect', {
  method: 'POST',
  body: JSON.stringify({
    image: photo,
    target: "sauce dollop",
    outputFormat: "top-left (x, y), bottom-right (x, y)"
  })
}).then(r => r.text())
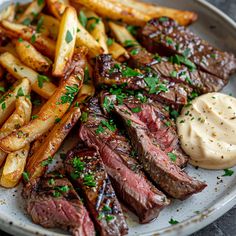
top-left (177, 92), bottom-right (236, 169)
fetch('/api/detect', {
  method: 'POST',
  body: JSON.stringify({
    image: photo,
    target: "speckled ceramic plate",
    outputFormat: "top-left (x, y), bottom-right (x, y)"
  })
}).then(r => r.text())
top-left (0, 0), bottom-right (236, 235)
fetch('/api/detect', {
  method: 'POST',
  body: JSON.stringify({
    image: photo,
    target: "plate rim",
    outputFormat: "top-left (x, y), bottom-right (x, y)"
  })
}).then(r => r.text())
top-left (0, 0), bottom-right (235, 236)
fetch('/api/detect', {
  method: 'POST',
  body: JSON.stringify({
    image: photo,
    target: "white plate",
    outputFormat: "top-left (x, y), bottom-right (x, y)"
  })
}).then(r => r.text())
top-left (0, 0), bottom-right (236, 236)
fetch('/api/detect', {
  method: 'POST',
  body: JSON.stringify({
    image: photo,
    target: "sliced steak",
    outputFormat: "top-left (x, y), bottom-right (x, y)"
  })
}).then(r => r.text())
top-left (139, 17), bottom-right (236, 81)
top-left (127, 45), bottom-right (226, 93)
top-left (22, 171), bottom-right (95, 236)
top-left (109, 97), bottom-right (206, 199)
top-left (95, 54), bottom-right (191, 108)
top-left (65, 145), bottom-right (128, 236)
top-left (79, 97), bottom-right (170, 223)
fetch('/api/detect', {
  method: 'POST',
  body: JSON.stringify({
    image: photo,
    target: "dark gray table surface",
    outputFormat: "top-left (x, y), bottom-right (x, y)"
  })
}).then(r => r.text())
top-left (0, 0), bottom-right (236, 236)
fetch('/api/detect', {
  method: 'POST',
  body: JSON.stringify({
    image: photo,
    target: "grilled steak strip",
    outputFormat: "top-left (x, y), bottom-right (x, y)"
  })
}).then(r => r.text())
top-left (95, 54), bottom-right (191, 107)
top-left (127, 45), bottom-right (226, 93)
top-left (139, 17), bottom-right (236, 81)
top-left (65, 145), bottom-right (128, 236)
top-left (79, 97), bottom-right (170, 223)
top-left (22, 171), bottom-right (95, 236)
top-left (109, 98), bottom-right (206, 199)
top-left (102, 93), bottom-right (188, 167)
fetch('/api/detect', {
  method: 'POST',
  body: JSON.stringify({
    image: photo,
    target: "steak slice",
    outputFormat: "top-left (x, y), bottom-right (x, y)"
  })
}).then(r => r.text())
top-left (102, 93), bottom-right (188, 167)
top-left (22, 171), bottom-right (95, 236)
top-left (110, 98), bottom-right (206, 199)
top-left (139, 17), bottom-right (236, 81)
top-left (95, 54), bottom-right (191, 108)
top-left (127, 45), bottom-right (226, 93)
top-left (79, 97), bottom-right (170, 223)
top-left (65, 145), bottom-right (128, 236)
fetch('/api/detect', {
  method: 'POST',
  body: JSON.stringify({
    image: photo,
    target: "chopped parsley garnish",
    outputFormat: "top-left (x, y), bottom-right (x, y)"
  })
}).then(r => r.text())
top-left (84, 66), bottom-right (91, 84)
top-left (55, 185), bottom-right (70, 193)
top-left (183, 48), bottom-right (191, 58)
top-left (170, 70), bottom-right (177, 78)
top-left (31, 34), bottom-right (36, 43)
top-left (222, 169), bottom-right (234, 177)
top-left (131, 106), bottom-right (141, 113)
top-left (41, 156), bottom-right (53, 166)
top-left (78, 10), bottom-right (87, 28)
top-left (37, 74), bottom-right (49, 88)
top-left (60, 84), bottom-right (78, 104)
top-left (165, 121), bottom-right (171, 127)
top-left (18, 37), bottom-right (24, 42)
top-left (54, 117), bottom-right (61, 123)
top-left (185, 76), bottom-right (193, 84)
top-left (123, 40), bottom-right (138, 47)
top-left (106, 215), bottom-right (115, 222)
top-left (106, 38), bottom-right (114, 46)
top-left (158, 17), bottom-right (169, 22)
top-left (130, 48), bottom-right (139, 56)
top-left (1, 102), bottom-right (6, 110)
top-left (48, 178), bottom-right (55, 185)
top-left (153, 54), bottom-right (162, 63)
top-left (83, 174), bottom-right (96, 187)
top-left (168, 152), bottom-right (177, 162)
top-left (144, 76), bottom-right (159, 94)
top-left (126, 119), bottom-right (131, 126)
top-left (169, 218), bottom-right (179, 225)
top-left (22, 171), bottom-right (29, 182)
top-left (16, 87), bottom-right (24, 97)
top-left (169, 54), bottom-right (196, 70)
top-left (166, 36), bottom-right (174, 45)
top-left (80, 111), bottom-right (88, 123)
top-left (73, 157), bottom-right (85, 171)
top-left (22, 18), bottom-right (31, 26)
top-left (126, 25), bottom-right (139, 35)
top-left (36, 16), bottom-right (44, 33)
top-left (101, 119), bottom-right (117, 132)
top-left (37, 0), bottom-right (44, 6)
top-left (121, 67), bottom-right (140, 77)
top-left (87, 16), bottom-right (100, 31)
top-left (102, 205), bottom-right (111, 212)
top-left (65, 30), bottom-right (73, 43)
top-left (96, 124), bottom-right (105, 134)
top-left (170, 109), bottom-right (179, 120)
top-left (53, 191), bottom-right (61, 198)
top-left (31, 115), bottom-right (38, 120)
top-left (102, 96), bottom-right (114, 113)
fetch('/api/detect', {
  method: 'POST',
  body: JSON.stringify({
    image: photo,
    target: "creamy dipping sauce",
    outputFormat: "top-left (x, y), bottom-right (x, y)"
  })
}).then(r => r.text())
top-left (177, 92), bottom-right (236, 169)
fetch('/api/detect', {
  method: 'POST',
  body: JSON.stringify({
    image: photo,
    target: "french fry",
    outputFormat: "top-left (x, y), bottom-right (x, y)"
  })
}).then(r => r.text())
top-left (17, 0), bottom-right (45, 24)
top-left (0, 52), bottom-right (57, 99)
top-left (108, 21), bottom-right (137, 45)
top-left (46, 0), bottom-right (70, 19)
top-left (1, 20), bottom-right (56, 58)
top-left (84, 9), bottom-right (108, 53)
top-left (0, 96), bottom-right (32, 187)
top-left (71, 0), bottom-right (150, 26)
top-left (75, 83), bottom-right (95, 103)
top-left (26, 107), bottom-right (81, 179)
top-left (40, 13), bottom-right (60, 40)
top-left (108, 41), bottom-right (129, 62)
top-left (76, 20), bottom-right (104, 57)
top-left (53, 7), bottom-right (77, 77)
top-left (0, 65), bottom-right (83, 152)
top-left (0, 79), bottom-right (30, 126)
top-left (117, 0), bottom-right (198, 26)
top-left (0, 95), bottom-right (32, 168)
top-left (0, 4), bottom-right (15, 21)
top-left (0, 144), bottom-right (30, 188)
top-left (15, 40), bottom-right (52, 72)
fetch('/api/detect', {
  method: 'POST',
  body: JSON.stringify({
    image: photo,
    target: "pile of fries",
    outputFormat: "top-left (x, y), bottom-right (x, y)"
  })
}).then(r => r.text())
top-left (0, 0), bottom-right (197, 188)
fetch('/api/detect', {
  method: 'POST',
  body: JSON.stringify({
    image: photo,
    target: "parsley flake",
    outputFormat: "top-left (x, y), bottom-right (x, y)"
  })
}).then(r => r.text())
top-left (37, 74), bottom-right (49, 88)
top-left (222, 169), bottom-right (234, 177)
top-left (168, 152), bottom-right (177, 162)
top-left (169, 218), bottom-right (179, 225)
top-left (65, 30), bottom-right (73, 43)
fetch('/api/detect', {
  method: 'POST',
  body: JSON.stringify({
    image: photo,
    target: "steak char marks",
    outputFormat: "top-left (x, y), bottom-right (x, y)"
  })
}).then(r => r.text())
top-left (127, 45), bottom-right (226, 93)
top-left (79, 97), bottom-right (170, 223)
top-left (95, 54), bottom-right (191, 108)
top-left (139, 17), bottom-right (236, 83)
top-left (65, 145), bottom-right (128, 236)
top-left (22, 171), bottom-right (95, 236)
top-left (108, 95), bottom-right (206, 199)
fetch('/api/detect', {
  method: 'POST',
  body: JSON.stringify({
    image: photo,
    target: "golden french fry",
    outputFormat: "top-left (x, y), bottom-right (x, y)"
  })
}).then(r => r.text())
top-left (26, 107), bottom-right (81, 179)
top-left (0, 52), bottom-right (57, 99)
top-left (117, 0), bottom-right (198, 26)
top-left (17, 0), bottom-right (45, 24)
top-left (108, 41), bottom-right (129, 62)
top-left (46, 0), bottom-right (70, 19)
top-left (0, 65), bottom-right (83, 152)
top-left (53, 7), bottom-right (77, 77)
top-left (0, 4), bottom-right (15, 21)
top-left (76, 20), bottom-right (104, 57)
top-left (40, 13), bottom-right (60, 40)
top-left (1, 20), bottom-right (56, 58)
top-left (0, 96), bottom-right (32, 168)
top-left (71, 0), bottom-right (150, 26)
top-left (108, 21), bottom-right (137, 45)
top-left (75, 83), bottom-right (95, 104)
top-left (15, 40), bottom-right (52, 72)
top-left (0, 79), bottom-right (30, 126)
top-left (83, 9), bottom-right (108, 53)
